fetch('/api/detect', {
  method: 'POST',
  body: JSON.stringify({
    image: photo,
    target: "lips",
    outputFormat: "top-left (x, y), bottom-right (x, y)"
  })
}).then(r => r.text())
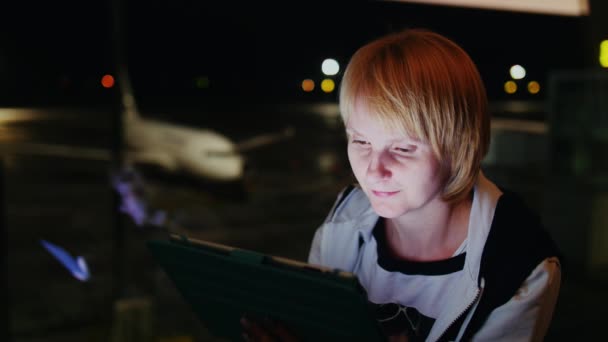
top-left (371, 190), bottom-right (400, 197)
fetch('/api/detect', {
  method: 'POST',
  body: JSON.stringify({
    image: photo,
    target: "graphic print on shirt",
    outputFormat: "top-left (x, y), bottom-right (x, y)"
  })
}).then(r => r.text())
top-left (372, 302), bottom-right (435, 340)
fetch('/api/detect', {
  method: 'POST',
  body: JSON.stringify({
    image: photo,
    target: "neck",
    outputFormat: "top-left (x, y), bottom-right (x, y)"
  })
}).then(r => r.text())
top-left (385, 196), bottom-right (472, 262)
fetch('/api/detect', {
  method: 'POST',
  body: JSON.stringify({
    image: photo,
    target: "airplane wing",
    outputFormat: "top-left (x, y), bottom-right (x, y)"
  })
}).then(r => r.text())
top-left (124, 150), bottom-right (178, 171)
top-left (0, 141), bottom-right (180, 170)
top-left (236, 126), bottom-right (296, 152)
top-left (0, 142), bottom-right (112, 161)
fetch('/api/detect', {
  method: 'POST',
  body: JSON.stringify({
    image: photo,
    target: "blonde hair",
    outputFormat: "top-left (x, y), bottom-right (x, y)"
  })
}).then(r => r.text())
top-left (339, 28), bottom-right (490, 203)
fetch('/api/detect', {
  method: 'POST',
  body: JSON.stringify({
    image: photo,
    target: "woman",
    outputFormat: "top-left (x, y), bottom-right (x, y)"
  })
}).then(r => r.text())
top-left (244, 28), bottom-right (561, 342)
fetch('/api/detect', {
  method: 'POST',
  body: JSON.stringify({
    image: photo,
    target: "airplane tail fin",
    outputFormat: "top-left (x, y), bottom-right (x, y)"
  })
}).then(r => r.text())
top-left (116, 63), bottom-right (139, 123)
top-left (110, 0), bottom-right (139, 123)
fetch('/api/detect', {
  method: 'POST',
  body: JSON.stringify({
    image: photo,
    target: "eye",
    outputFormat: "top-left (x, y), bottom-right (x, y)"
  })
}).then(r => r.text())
top-left (350, 138), bottom-right (370, 146)
top-left (393, 145), bottom-right (416, 154)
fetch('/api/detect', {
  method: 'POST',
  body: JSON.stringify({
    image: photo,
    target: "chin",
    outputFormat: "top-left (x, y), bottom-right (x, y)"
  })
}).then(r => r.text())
top-left (370, 202), bottom-right (405, 219)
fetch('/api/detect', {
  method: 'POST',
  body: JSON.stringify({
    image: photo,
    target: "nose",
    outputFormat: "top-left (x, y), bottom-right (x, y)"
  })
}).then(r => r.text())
top-left (366, 150), bottom-right (392, 182)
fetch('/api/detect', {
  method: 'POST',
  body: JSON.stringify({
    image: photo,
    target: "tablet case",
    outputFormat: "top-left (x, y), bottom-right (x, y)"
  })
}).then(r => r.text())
top-left (147, 234), bottom-right (386, 341)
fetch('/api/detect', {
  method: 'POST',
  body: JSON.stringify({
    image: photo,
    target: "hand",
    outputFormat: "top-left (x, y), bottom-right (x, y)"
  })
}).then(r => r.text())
top-left (240, 316), bottom-right (298, 342)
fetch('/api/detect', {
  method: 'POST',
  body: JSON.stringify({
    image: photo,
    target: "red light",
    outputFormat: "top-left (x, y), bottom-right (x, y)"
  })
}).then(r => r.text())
top-left (101, 74), bottom-right (115, 88)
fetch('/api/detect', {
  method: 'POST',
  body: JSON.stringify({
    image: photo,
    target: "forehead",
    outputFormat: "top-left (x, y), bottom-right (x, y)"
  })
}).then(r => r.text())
top-left (346, 115), bottom-right (418, 145)
top-left (346, 100), bottom-right (415, 140)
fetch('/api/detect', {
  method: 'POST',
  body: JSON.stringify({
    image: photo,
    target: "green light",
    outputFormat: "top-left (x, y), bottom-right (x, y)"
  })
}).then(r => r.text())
top-left (195, 76), bottom-right (210, 89)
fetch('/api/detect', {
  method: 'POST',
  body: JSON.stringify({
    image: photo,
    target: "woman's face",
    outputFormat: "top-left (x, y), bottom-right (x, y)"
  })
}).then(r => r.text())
top-left (346, 104), bottom-right (445, 219)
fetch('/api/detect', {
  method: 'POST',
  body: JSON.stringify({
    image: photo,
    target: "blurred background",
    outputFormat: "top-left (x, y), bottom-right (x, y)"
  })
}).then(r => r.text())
top-left (1, 0), bottom-right (607, 341)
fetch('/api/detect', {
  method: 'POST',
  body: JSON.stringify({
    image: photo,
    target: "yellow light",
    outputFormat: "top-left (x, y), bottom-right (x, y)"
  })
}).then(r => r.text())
top-left (600, 40), bottom-right (608, 68)
top-left (527, 81), bottom-right (540, 94)
top-left (101, 74), bottom-right (114, 88)
top-left (301, 79), bottom-right (315, 92)
top-left (321, 79), bottom-right (335, 93)
top-left (504, 80), bottom-right (517, 94)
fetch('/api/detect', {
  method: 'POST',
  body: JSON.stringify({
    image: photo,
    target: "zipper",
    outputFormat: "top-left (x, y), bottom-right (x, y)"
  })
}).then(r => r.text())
top-left (352, 233), bottom-right (366, 273)
top-left (435, 278), bottom-right (485, 342)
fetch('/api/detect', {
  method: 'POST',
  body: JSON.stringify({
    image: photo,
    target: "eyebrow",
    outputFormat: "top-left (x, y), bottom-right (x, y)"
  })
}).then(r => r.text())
top-left (345, 128), bottom-right (417, 144)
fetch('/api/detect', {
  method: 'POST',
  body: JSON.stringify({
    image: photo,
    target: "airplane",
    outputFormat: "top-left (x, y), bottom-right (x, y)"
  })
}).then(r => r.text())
top-left (123, 107), bottom-right (245, 181)
top-left (109, 1), bottom-right (294, 185)
top-left (0, 1), bottom-right (295, 186)
top-left (118, 90), bottom-right (294, 183)
top-left (0, 91), bottom-right (295, 188)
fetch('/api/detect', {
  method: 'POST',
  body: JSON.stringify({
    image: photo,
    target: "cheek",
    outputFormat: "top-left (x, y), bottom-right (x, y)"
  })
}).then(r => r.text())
top-left (348, 157), bottom-right (368, 186)
top-left (419, 160), bottom-right (444, 189)
top-left (346, 148), bottom-right (356, 168)
top-left (347, 150), bottom-right (365, 174)
top-left (427, 156), bottom-right (443, 179)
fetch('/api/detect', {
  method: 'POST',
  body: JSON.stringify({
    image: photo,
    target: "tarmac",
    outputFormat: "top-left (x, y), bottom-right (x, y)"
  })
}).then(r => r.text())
top-left (2, 105), bottom-right (606, 341)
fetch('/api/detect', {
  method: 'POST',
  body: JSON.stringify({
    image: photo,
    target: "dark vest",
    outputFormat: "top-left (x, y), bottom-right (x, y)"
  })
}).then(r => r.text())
top-left (441, 189), bottom-right (562, 341)
top-left (335, 185), bottom-right (562, 341)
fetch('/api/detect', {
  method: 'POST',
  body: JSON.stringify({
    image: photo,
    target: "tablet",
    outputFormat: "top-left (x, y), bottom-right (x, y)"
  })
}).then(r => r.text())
top-left (147, 233), bottom-right (386, 341)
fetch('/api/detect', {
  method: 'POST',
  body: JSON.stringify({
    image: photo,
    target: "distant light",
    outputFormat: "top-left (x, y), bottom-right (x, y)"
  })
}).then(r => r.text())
top-left (527, 81), bottom-right (541, 94)
top-left (101, 74), bottom-right (115, 88)
top-left (321, 58), bottom-right (340, 76)
top-left (318, 151), bottom-right (338, 174)
top-left (600, 40), bottom-right (608, 68)
top-left (504, 80), bottom-right (517, 94)
top-left (509, 65), bottom-right (526, 80)
top-left (301, 79), bottom-right (315, 92)
top-left (388, 0), bottom-right (590, 16)
top-left (321, 79), bottom-right (335, 93)
top-left (195, 76), bottom-right (210, 89)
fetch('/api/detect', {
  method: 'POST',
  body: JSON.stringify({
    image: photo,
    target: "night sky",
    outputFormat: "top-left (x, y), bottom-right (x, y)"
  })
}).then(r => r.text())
top-left (0, 1), bottom-right (592, 107)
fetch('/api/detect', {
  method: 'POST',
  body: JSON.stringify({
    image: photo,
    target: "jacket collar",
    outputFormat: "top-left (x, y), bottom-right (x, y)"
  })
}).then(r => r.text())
top-left (331, 172), bottom-right (503, 283)
top-left (327, 173), bottom-right (503, 341)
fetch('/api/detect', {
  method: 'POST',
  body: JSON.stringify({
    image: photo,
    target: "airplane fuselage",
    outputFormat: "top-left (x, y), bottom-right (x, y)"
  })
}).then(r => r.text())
top-left (123, 115), bottom-right (244, 182)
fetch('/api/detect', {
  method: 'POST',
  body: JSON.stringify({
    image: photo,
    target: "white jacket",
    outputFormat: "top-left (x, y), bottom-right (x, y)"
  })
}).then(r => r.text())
top-left (308, 173), bottom-right (561, 341)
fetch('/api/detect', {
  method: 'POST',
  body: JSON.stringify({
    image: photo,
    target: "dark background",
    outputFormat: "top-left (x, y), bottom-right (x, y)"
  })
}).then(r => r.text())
top-left (0, 0), bottom-right (597, 108)
top-left (2, 1), bottom-right (608, 341)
